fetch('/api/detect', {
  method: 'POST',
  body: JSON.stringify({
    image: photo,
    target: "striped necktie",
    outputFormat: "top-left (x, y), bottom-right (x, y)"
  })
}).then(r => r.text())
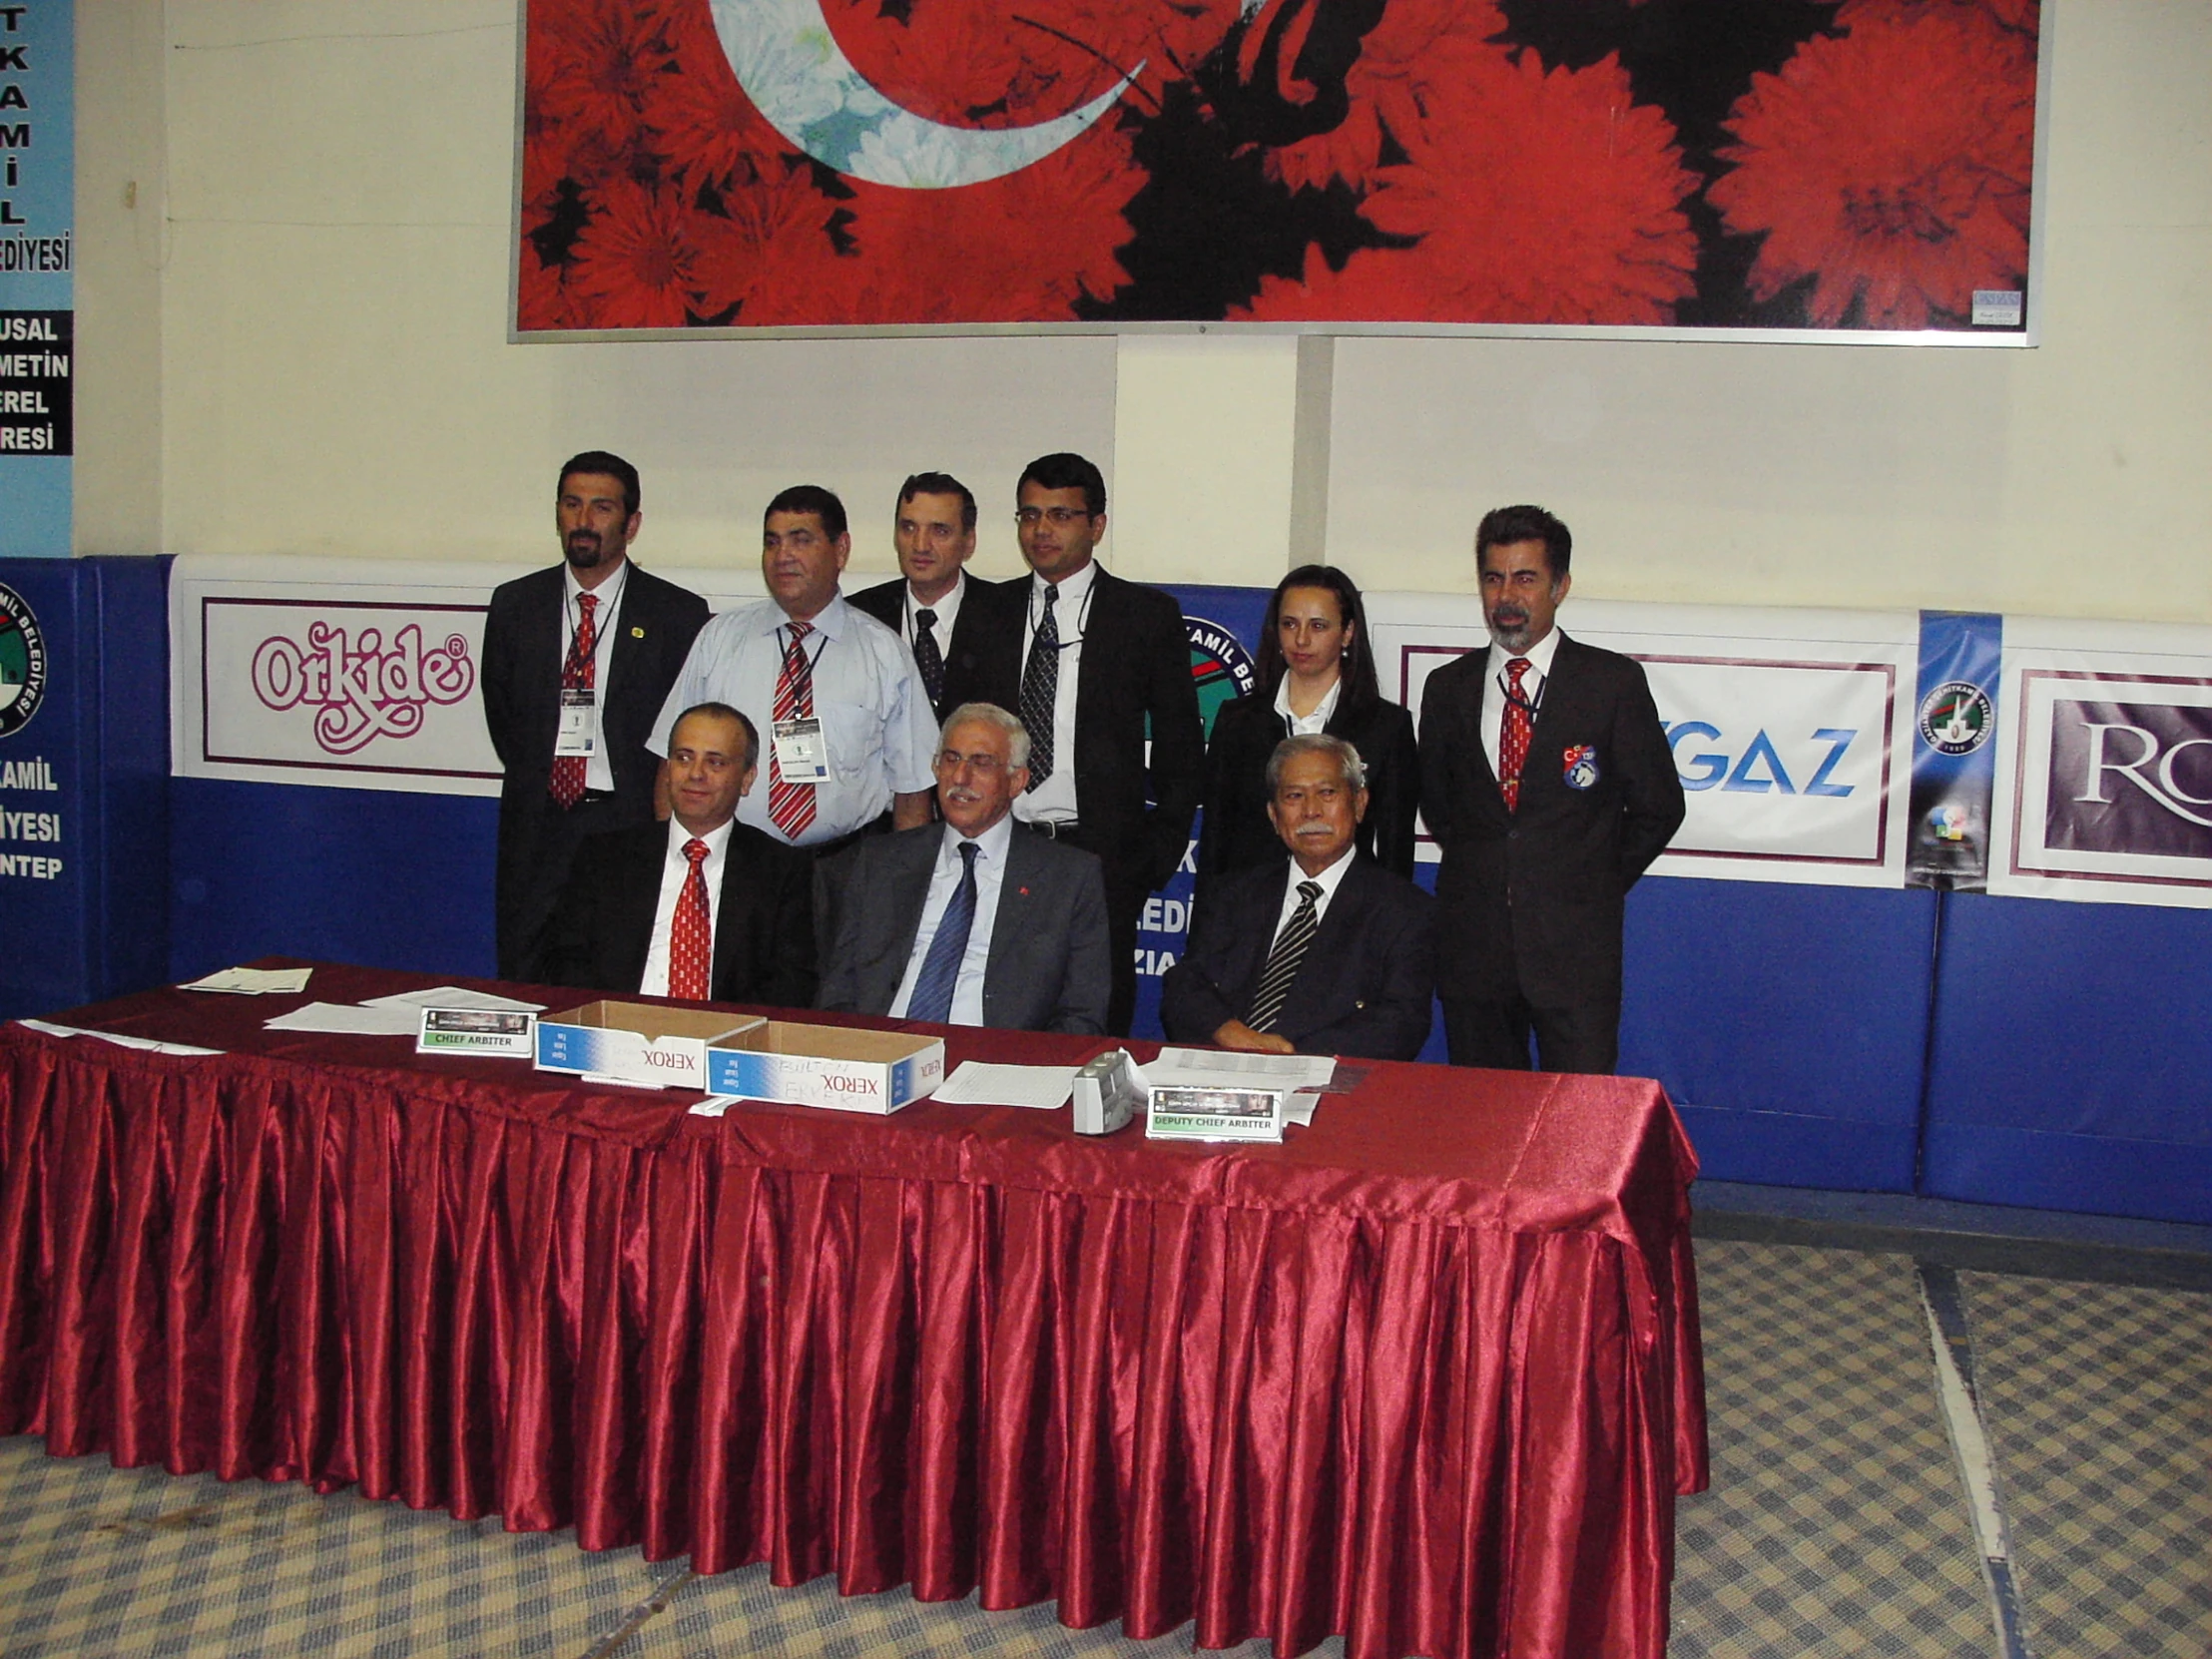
top-left (1248, 879), bottom-right (1323, 1034)
top-left (768, 620), bottom-right (816, 839)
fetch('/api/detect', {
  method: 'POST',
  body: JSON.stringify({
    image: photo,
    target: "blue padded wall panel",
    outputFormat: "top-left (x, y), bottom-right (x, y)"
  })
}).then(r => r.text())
top-left (1924, 892), bottom-right (2212, 1223)
top-left (169, 779), bottom-right (498, 984)
top-left (1619, 876), bottom-right (1937, 1192)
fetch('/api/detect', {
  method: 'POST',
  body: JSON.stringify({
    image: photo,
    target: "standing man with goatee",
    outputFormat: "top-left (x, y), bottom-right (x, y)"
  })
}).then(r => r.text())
top-left (1418, 504), bottom-right (1684, 1073)
top-left (481, 451), bottom-right (709, 980)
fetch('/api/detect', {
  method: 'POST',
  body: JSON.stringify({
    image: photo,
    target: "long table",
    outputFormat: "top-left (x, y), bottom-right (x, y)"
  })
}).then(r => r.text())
top-left (0, 964), bottom-right (1705, 1659)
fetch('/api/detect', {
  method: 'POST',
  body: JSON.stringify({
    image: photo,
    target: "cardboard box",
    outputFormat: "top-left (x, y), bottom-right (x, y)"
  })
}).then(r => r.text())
top-left (705, 1020), bottom-right (945, 1115)
top-left (535, 1001), bottom-right (765, 1091)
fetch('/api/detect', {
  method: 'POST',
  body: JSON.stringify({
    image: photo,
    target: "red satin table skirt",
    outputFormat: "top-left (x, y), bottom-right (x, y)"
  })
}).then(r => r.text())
top-left (0, 964), bottom-right (1705, 1659)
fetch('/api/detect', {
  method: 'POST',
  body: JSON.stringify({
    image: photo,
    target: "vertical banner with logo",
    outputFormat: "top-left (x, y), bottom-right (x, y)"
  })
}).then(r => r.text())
top-left (1907, 612), bottom-right (2001, 889)
top-left (0, 0), bottom-right (71, 559)
top-left (1134, 584), bottom-right (1268, 1038)
top-left (1991, 617), bottom-right (2212, 907)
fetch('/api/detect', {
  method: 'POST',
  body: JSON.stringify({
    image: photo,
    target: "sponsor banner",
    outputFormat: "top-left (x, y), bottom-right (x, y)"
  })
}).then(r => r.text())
top-left (171, 554), bottom-right (767, 797)
top-left (0, 0), bottom-right (73, 558)
top-left (1992, 618), bottom-right (2212, 908)
top-left (1367, 594), bottom-right (1921, 887)
top-left (1906, 611), bottom-right (2002, 890)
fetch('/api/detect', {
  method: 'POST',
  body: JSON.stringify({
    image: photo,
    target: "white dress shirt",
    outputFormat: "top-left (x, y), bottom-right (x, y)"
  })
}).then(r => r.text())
top-left (1273, 672), bottom-right (1342, 738)
top-left (900, 571), bottom-right (966, 657)
top-left (1268, 840), bottom-right (1359, 940)
top-left (1012, 558), bottom-right (1097, 826)
top-left (562, 560), bottom-right (628, 794)
top-left (889, 815), bottom-right (1015, 1025)
top-left (647, 594), bottom-right (937, 845)
top-left (1479, 626), bottom-right (1564, 780)
top-left (639, 815), bottom-right (736, 996)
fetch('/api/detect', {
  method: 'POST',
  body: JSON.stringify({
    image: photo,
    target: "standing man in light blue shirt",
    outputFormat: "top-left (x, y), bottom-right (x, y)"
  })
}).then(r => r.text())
top-left (648, 484), bottom-right (937, 858)
top-left (817, 703), bottom-right (1110, 1034)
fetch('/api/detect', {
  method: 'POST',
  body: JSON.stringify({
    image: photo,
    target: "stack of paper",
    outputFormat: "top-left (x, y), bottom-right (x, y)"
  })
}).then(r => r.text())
top-left (18, 1018), bottom-right (224, 1057)
top-left (179, 966), bottom-right (314, 995)
top-left (263, 985), bottom-right (546, 1037)
top-left (1135, 1047), bottom-right (1339, 1130)
top-left (931, 1062), bottom-right (1081, 1110)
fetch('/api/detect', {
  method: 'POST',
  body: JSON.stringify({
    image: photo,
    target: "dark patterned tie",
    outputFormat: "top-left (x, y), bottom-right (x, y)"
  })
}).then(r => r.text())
top-left (549, 591), bottom-right (597, 810)
top-left (1018, 585), bottom-right (1058, 791)
top-left (1247, 879), bottom-right (1323, 1034)
top-left (1499, 656), bottom-right (1533, 813)
top-left (768, 621), bottom-right (816, 840)
top-left (912, 606), bottom-right (945, 709)
top-left (906, 840), bottom-right (979, 1024)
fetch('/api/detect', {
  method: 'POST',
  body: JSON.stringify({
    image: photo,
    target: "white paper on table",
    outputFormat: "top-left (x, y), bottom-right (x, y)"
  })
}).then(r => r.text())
top-left (581, 1069), bottom-right (669, 1091)
top-left (262, 1001), bottom-right (422, 1035)
top-left (1143, 1047), bottom-right (1338, 1092)
top-left (1286, 1090), bottom-right (1320, 1127)
top-left (361, 985), bottom-right (545, 1013)
top-left (689, 1094), bottom-right (745, 1117)
top-left (931, 1061), bottom-right (1079, 1110)
top-left (178, 966), bottom-right (314, 995)
top-left (17, 1018), bottom-right (226, 1056)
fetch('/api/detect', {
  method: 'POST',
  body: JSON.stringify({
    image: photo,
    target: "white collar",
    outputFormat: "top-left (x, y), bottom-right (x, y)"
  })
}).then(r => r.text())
top-left (1284, 841), bottom-right (1358, 900)
top-left (1031, 557), bottom-right (1098, 607)
top-left (1274, 673), bottom-right (1342, 728)
top-left (1487, 624), bottom-right (1564, 682)
top-left (668, 814), bottom-right (738, 858)
top-left (943, 812), bottom-right (1016, 865)
top-left (756, 591), bottom-right (850, 639)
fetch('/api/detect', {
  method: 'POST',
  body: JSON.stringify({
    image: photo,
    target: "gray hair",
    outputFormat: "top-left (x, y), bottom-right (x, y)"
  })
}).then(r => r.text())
top-left (939, 701), bottom-right (1032, 770)
top-left (1266, 733), bottom-right (1367, 796)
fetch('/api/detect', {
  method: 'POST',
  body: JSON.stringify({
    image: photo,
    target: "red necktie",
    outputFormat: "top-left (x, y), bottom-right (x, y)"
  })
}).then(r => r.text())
top-left (768, 620), bottom-right (817, 840)
top-left (668, 837), bottom-right (711, 1000)
top-left (1499, 656), bottom-right (1532, 813)
top-left (549, 591), bottom-right (597, 810)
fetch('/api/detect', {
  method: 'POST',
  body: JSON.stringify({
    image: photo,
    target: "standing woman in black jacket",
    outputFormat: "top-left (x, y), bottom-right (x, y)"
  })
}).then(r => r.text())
top-left (1197, 565), bottom-right (1419, 890)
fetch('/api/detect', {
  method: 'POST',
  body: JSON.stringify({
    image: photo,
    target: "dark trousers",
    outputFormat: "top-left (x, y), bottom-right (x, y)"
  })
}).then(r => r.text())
top-left (496, 791), bottom-right (635, 982)
top-left (1051, 826), bottom-right (1143, 1038)
top-left (1441, 991), bottom-right (1619, 1075)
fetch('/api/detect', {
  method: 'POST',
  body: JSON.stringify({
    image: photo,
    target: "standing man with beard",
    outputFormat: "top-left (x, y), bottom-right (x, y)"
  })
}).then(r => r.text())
top-left (1418, 504), bottom-right (1684, 1074)
top-left (481, 451), bottom-right (710, 980)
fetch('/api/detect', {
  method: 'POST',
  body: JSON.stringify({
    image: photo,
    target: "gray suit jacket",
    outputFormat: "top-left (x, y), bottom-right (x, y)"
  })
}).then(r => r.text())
top-left (817, 822), bottom-right (1112, 1034)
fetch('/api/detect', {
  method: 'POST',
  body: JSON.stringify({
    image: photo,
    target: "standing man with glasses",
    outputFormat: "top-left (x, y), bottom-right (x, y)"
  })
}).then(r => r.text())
top-left (818, 703), bottom-right (1111, 1034)
top-left (481, 451), bottom-right (709, 981)
top-left (1002, 452), bottom-right (1205, 1037)
top-left (648, 484), bottom-right (937, 864)
top-left (1419, 504), bottom-right (1685, 1073)
top-left (849, 472), bottom-right (1018, 726)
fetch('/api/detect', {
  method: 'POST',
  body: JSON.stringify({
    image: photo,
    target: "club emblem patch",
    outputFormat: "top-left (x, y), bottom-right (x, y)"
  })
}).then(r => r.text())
top-left (1562, 745), bottom-right (1600, 790)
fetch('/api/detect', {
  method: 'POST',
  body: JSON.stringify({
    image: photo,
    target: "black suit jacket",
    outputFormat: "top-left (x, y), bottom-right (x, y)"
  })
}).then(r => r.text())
top-left (1417, 632), bottom-right (1684, 1006)
top-left (816, 822), bottom-right (1111, 1034)
top-left (1196, 692), bottom-right (1420, 887)
top-left (847, 573), bottom-right (1019, 726)
top-left (1160, 856), bottom-right (1436, 1060)
top-left (543, 820), bottom-right (818, 1008)
top-left (481, 562), bottom-right (710, 974)
top-left (962, 567), bottom-right (1204, 895)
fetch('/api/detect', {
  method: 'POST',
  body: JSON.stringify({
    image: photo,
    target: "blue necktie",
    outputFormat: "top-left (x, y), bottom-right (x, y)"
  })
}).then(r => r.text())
top-left (907, 839), bottom-right (979, 1024)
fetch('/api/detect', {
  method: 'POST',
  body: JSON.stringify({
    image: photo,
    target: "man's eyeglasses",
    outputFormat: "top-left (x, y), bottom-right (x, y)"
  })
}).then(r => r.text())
top-left (1015, 506), bottom-right (1093, 528)
top-left (936, 749), bottom-right (1011, 775)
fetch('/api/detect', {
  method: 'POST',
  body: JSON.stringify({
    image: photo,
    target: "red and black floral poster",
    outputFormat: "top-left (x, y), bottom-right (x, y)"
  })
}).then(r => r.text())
top-left (516, 0), bottom-right (2041, 337)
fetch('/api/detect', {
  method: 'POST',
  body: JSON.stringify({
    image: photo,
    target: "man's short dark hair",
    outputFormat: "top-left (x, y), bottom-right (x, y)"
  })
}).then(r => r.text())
top-left (898, 472), bottom-right (978, 533)
top-left (1475, 504), bottom-right (1572, 582)
top-left (1017, 452), bottom-right (1106, 518)
top-left (673, 701), bottom-right (760, 773)
top-left (765, 484), bottom-right (847, 541)
top-left (558, 451), bottom-right (641, 520)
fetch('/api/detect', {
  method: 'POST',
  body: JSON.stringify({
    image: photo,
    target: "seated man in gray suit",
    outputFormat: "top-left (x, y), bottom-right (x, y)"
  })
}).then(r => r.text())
top-left (818, 703), bottom-right (1111, 1033)
top-left (1162, 734), bottom-right (1435, 1061)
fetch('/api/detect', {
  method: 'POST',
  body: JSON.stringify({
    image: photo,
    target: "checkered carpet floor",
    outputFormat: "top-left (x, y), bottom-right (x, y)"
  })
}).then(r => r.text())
top-left (1, 1239), bottom-right (2203, 1658)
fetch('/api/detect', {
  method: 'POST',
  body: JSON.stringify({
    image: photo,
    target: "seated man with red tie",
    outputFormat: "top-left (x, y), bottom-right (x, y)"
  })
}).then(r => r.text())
top-left (543, 703), bottom-right (817, 1007)
top-left (1161, 734), bottom-right (1436, 1061)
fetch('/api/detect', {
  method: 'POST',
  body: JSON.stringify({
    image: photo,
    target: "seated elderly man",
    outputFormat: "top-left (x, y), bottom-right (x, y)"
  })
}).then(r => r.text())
top-left (1162, 733), bottom-right (1435, 1061)
top-left (817, 703), bottom-right (1111, 1034)
top-left (543, 702), bottom-right (817, 1006)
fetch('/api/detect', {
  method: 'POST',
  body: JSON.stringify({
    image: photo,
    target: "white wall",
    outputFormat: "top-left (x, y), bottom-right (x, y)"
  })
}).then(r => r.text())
top-left (73, 1), bottom-right (2212, 623)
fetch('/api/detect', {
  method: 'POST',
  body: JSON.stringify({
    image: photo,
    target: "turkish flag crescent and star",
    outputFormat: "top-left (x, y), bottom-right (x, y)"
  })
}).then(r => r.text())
top-left (519, 0), bottom-right (2040, 336)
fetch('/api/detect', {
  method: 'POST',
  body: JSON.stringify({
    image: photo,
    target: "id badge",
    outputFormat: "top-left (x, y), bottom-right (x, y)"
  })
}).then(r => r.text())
top-left (555, 688), bottom-right (598, 757)
top-left (773, 717), bottom-right (830, 781)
